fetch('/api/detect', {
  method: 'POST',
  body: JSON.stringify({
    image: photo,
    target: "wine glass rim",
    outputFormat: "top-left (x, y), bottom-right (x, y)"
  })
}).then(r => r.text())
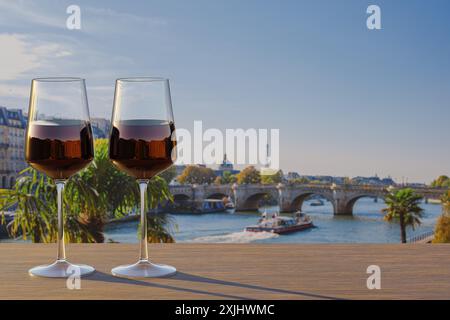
top-left (32, 77), bottom-right (85, 82)
top-left (116, 77), bottom-right (168, 82)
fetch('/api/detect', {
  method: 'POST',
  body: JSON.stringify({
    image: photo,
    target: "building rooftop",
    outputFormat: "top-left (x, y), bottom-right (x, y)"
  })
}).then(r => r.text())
top-left (0, 106), bottom-right (27, 128)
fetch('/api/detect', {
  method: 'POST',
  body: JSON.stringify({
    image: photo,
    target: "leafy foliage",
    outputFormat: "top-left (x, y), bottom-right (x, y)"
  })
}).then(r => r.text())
top-left (0, 139), bottom-right (175, 243)
top-left (432, 215), bottom-right (450, 243)
top-left (261, 170), bottom-right (283, 185)
top-left (214, 176), bottom-right (223, 185)
top-left (443, 191), bottom-right (450, 215)
top-left (158, 165), bottom-right (177, 184)
top-left (177, 165), bottom-right (216, 185)
top-left (222, 171), bottom-right (237, 184)
top-left (430, 175), bottom-right (450, 188)
top-left (236, 166), bottom-right (261, 184)
top-left (213, 171), bottom-right (237, 185)
top-left (0, 168), bottom-right (95, 243)
top-left (432, 191), bottom-right (450, 243)
top-left (382, 188), bottom-right (424, 243)
top-left (288, 177), bottom-right (310, 185)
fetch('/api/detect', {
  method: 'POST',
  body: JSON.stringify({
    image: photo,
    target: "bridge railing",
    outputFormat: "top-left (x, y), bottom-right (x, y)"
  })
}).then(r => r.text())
top-left (407, 231), bottom-right (434, 243)
top-left (169, 183), bottom-right (446, 193)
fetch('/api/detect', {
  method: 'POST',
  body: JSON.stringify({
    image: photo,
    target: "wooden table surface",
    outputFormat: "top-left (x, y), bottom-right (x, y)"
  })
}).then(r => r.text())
top-left (0, 243), bottom-right (449, 300)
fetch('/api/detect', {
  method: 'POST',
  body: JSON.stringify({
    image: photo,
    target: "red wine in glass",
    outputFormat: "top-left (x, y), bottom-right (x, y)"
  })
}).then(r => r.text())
top-left (109, 119), bottom-right (176, 180)
top-left (26, 120), bottom-right (94, 179)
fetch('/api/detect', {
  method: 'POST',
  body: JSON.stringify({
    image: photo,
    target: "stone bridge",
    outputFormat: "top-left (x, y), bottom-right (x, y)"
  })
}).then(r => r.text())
top-left (169, 184), bottom-right (446, 215)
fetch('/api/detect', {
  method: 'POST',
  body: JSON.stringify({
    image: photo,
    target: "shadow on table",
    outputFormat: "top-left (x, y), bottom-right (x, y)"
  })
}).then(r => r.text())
top-left (86, 271), bottom-right (250, 299)
top-left (86, 271), bottom-right (343, 300)
top-left (173, 272), bottom-right (343, 300)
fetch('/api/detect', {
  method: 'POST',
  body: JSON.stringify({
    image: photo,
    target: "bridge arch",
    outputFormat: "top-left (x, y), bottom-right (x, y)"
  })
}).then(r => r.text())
top-left (342, 193), bottom-right (385, 215)
top-left (205, 192), bottom-right (230, 200)
top-left (242, 192), bottom-right (277, 211)
top-left (234, 188), bottom-right (279, 212)
top-left (288, 192), bottom-right (335, 213)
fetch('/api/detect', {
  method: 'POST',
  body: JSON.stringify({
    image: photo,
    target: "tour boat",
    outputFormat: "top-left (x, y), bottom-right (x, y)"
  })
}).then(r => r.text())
top-left (245, 211), bottom-right (314, 234)
top-left (199, 199), bottom-right (227, 213)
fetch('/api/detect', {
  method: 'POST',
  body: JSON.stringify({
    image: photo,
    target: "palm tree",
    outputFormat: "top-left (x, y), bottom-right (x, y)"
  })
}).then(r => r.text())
top-left (0, 139), bottom-right (175, 243)
top-left (382, 188), bottom-right (424, 243)
top-left (0, 168), bottom-right (95, 243)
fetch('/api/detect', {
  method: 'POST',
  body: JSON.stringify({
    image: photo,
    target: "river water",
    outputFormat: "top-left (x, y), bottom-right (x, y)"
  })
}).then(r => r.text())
top-left (104, 198), bottom-right (443, 244)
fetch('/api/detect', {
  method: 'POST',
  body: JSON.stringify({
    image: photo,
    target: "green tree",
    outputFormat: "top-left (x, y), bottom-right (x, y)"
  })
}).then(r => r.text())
top-left (222, 171), bottom-right (231, 183)
top-left (0, 139), bottom-right (174, 243)
top-left (443, 191), bottom-right (450, 215)
top-left (177, 165), bottom-right (216, 185)
top-left (158, 166), bottom-right (177, 184)
top-left (261, 170), bottom-right (283, 184)
top-left (382, 188), bottom-right (424, 243)
top-left (431, 175), bottom-right (450, 187)
top-left (432, 191), bottom-right (450, 243)
top-left (220, 171), bottom-right (237, 184)
top-left (214, 176), bottom-right (223, 185)
top-left (0, 169), bottom-right (94, 243)
top-left (288, 177), bottom-right (309, 185)
top-left (236, 166), bottom-right (261, 184)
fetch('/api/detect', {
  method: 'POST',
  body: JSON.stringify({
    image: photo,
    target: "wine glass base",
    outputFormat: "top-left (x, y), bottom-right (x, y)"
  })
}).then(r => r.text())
top-left (29, 260), bottom-right (95, 278)
top-left (111, 260), bottom-right (176, 278)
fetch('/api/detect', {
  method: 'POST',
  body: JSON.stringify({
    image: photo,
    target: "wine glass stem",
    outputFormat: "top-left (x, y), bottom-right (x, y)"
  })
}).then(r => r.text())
top-left (138, 180), bottom-right (149, 261)
top-left (55, 180), bottom-right (67, 261)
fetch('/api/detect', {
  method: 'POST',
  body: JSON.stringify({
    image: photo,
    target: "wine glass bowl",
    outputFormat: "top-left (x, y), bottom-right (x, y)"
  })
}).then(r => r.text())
top-left (26, 119), bottom-right (94, 179)
top-left (109, 119), bottom-right (175, 179)
top-left (109, 77), bottom-right (177, 278)
top-left (25, 77), bottom-right (95, 277)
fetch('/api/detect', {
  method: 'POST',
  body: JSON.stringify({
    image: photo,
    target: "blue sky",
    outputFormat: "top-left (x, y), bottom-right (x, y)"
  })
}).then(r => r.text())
top-left (0, 0), bottom-right (449, 183)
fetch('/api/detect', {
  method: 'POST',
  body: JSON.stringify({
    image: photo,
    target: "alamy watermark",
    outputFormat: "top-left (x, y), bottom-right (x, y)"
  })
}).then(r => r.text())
top-left (174, 121), bottom-right (280, 174)
top-left (65, 5), bottom-right (381, 31)
top-left (66, 265), bottom-right (81, 290)
top-left (66, 5), bottom-right (81, 30)
top-left (366, 265), bottom-right (381, 290)
top-left (367, 5), bottom-right (381, 30)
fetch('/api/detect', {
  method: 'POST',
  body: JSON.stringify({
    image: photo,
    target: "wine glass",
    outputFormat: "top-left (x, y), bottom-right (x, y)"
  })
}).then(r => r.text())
top-left (25, 77), bottom-right (95, 277)
top-left (109, 77), bottom-right (177, 278)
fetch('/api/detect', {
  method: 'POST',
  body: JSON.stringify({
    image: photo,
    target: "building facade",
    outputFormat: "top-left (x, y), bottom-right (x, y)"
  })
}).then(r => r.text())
top-left (0, 107), bottom-right (27, 188)
top-left (90, 117), bottom-right (111, 138)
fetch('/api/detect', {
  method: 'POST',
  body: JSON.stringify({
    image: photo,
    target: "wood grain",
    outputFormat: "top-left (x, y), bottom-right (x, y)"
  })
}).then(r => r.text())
top-left (0, 243), bottom-right (449, 300)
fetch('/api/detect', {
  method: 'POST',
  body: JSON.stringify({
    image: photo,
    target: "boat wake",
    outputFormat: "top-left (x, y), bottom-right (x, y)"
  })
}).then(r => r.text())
top-left (188, 231), bottom-right (279, 243)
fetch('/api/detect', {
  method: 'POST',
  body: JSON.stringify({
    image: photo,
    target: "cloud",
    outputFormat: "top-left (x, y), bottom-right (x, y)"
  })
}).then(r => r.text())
top-left (0, 33), bottom-right (72, 80)
top-left (0, 83), bottom-right (30, 98)
top-left (0, 34), bottom-right (38, 80)
top-left (0, 1), bottom-right (168, 35)
top-left (0, 0), bottom-right (64, 29)
top-left (75, 6), bottom-right (168, 36)
top-left (85, 6), bottom-right (167, 27)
